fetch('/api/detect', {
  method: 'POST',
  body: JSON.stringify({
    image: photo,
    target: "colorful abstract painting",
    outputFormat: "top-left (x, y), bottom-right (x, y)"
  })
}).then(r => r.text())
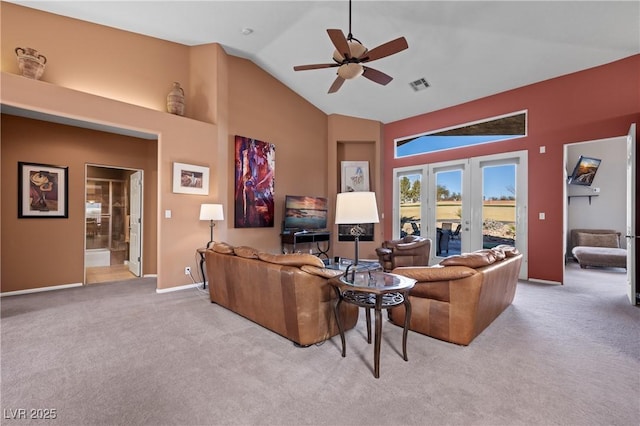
top-left (234, 135), bottom-right (275, 228)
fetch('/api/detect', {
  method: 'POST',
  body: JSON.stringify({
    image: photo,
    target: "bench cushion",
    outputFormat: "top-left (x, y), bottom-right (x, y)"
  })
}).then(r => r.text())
top-left (575, 232), bottom-right (620, 248)
top-left (572, 246), bottom-right (627, 268)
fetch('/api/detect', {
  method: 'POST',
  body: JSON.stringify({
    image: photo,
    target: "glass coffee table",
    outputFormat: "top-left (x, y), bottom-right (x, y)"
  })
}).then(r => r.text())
top-left (328, 270), bottom-right (416, 379)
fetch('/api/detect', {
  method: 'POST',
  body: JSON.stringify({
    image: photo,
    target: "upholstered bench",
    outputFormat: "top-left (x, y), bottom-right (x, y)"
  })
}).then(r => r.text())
top-left (570, 229), bottom-right (627, 269)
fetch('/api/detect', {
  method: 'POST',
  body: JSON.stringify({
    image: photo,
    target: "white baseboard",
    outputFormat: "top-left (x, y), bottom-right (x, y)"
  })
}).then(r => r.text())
top-left (527, 278), bottom-right (562, 285)
top-left (1, 282), bottom-right (83, 297)
top-left (156, 282), bottom-right (203, 294)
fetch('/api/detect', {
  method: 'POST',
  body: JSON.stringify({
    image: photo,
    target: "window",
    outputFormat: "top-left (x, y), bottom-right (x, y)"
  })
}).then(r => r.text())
top-left (395, 111), bottom-right (527, 158)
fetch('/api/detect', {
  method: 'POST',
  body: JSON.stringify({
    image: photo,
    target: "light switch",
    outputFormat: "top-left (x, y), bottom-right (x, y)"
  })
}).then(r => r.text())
top-left (539, 212), bottom-right (545, 220)
top-left (165, 210), bottom-right (172, 219)
top-left (539, 146), bottom-right (546, 154)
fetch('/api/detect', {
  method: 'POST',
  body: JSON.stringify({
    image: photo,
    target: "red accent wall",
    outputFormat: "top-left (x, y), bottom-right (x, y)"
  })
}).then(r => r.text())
top-left (383, 55), bottom-right (640, 283)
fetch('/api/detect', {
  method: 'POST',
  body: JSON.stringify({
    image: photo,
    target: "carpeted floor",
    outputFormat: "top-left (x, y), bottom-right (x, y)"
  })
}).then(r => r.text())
top-left (1, 262), bottom-right (638, 425)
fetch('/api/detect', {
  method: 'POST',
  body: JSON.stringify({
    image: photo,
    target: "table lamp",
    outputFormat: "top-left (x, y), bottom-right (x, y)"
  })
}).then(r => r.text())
top-left (199, 203), bottom-right (224, 248)
top-left (335, 191), bottom-right (380, 278)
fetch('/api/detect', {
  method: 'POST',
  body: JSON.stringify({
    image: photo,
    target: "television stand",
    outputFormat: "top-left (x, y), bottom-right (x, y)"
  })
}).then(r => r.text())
top-left (281, 231), bottom-right (330, 259)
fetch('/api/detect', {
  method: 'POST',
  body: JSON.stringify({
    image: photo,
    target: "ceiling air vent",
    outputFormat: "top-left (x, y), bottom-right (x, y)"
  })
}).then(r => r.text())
top-left (409, 78), bottom-right (430, 92)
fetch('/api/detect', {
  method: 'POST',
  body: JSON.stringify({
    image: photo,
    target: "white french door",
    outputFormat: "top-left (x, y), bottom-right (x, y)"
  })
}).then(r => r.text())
top-left (393, 151), bottom-right (528, 279)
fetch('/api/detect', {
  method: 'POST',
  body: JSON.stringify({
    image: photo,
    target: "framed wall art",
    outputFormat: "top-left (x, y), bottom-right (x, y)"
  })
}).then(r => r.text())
top-left (568, 155), bottom-right (601, 186)
top-left (234, 135), bottom-right (275, 228)
top-left (339, 160), bottom-right (373, 241)
top-left (18, 161), bottom-right (69, 218)
top-left (341, 161), bottom-right (369, 192)
top-left (172, 162), bottom-right (210, 195)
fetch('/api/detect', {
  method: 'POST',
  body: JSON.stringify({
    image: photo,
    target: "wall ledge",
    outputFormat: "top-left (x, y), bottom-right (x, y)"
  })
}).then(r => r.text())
top-left (0, 71), bottom-right (213, 127)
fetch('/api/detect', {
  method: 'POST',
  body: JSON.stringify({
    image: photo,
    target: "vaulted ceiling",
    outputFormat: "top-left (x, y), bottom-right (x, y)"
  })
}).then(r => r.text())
top-left (8, 1), bottom-right (640, 123)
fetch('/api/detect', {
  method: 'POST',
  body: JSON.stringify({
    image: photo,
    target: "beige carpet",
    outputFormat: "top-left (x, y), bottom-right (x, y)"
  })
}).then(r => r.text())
top-left (1, 262), bottom-right (638, 425)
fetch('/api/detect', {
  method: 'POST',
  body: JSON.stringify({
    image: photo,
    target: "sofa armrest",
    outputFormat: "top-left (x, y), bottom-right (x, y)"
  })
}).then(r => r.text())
top-left (392, 265), bottom-right (476, 282)
top-left (396, 240), bottom-right (429, 250)
top-left (376, 247), bottom-right (392, 256)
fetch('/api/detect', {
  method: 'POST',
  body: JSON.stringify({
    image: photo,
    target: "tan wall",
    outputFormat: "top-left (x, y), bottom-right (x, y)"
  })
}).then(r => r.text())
top-left (327, 114), bottom-right (384, 261)
top-left (1, 3), bottom-right (379, 291)
top-left (0, 115), bottom-right (158, 292)
top-left (1, 3), bottom-right (222, 291)
top-left (0, 73), bottom-right (219, 291)
top-left (225, 56), bottom-right (329, 254)
top-left (1, 2), bottom-right (193, 119)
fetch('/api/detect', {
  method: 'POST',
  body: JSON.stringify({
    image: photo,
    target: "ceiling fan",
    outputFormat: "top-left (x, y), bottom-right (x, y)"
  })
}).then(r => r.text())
top-left (293, 0), bottom-right (409, 94)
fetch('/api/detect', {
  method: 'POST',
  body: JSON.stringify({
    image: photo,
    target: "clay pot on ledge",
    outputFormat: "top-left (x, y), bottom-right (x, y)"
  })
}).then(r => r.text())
top-left (15, 47), bottom-right (47, 80)
top-left (166, 82), bottom-right (185, 116)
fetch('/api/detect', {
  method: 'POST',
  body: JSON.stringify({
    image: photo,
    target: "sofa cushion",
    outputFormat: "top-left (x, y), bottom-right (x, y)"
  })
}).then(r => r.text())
top-left (575, 232), bottom-right (619, 248)
top-left (212, 242), bottom-right (235, 255)
top-left (489, 248), bottom-right (507, 260)
top-left (493, 244), bottom-right (520, 257)
top-left (392, 265), bottom-right (476, 282)
top-left (257, 252), bottom-right (325, 268)
top-left (234, 246), bottom-right (260, 259)
top-left (300, 265), bottom-right (345, 278)
top-left (440, 250), bottom-right (497, 268)
top-left (572, 246), bottom-right (627, 268)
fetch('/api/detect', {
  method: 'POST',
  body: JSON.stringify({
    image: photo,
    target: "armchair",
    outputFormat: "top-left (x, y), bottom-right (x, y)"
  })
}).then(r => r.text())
top-left (375, 235), bottom-right (431, 271)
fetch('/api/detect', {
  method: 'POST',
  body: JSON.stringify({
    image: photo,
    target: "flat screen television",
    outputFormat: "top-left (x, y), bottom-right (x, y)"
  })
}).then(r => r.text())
top-left (283, 195), bottom-right (328, 232)
top-left (568, 155), bottom-right (601, 186)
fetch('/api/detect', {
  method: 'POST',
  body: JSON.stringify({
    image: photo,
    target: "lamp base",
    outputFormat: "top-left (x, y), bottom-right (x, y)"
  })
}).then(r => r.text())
top-left (206, 220), bottom-right (215, 248)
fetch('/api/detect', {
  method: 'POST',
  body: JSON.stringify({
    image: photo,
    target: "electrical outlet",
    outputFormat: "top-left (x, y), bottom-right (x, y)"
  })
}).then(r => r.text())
top-left (184, 266), bottom-right (191, 275)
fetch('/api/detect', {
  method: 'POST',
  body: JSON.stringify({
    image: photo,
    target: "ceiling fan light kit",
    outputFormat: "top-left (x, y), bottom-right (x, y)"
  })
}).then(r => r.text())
top-left (293, 0), bottom-right (408, 93)
top-left (338, 63), bottom-right (364, 80)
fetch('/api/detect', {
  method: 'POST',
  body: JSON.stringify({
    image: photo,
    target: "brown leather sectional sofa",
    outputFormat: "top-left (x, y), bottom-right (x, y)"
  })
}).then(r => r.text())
top-left (389, 246), bottom-right (523, 345)
top-left (204, 243), bottom-right (359, 346)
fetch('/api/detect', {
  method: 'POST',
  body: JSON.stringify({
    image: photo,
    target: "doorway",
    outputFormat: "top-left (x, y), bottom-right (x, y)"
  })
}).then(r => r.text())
top-left (563, 130), bottom-right (635, 303)
top-left (85, 165), bottom-right (143, 284)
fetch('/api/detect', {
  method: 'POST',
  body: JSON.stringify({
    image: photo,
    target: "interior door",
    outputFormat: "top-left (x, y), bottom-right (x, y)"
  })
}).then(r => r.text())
top-left (128, 171), bottom-right (142, 276)
top-left (626, 123), bottom-right (637, 304)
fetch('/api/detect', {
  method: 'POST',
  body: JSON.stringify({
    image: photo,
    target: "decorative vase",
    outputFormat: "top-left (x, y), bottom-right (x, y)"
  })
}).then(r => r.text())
top-left (15, 47), bottom-right (47, 80)
top-left (166, 82), bottom-right (185, 116)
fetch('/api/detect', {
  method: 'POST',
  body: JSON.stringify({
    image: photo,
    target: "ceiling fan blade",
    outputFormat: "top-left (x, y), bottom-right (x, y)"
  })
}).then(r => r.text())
top-left (327, 29), bottom-right (351, 59)
top-left (362, 67), bottom-right (393, 86)
top-left (359, 37), bottom-right (408, 62)
top-left (293, 63), bottom-right (338, 71)
top-left (328, 75), bottom-right (345, 93)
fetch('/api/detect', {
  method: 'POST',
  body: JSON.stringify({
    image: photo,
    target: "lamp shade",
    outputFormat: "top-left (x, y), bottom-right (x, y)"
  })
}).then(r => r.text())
top-left (199, 204), bottom-right (224, 221)
top-left (335, 192), bottom-right (379, 224)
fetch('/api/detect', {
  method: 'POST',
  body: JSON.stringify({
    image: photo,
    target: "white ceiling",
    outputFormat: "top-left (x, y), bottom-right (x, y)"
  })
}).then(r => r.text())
top-left (8, 1), bottom-right (640, 123)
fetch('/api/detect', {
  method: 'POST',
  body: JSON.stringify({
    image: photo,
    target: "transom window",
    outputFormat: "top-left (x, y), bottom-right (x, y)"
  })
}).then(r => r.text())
top-left (395, 111), bottom-right (527, 158)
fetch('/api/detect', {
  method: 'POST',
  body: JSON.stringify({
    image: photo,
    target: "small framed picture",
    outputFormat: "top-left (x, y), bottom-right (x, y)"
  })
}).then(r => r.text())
top-left (18, 161), bottom-right (69, 218)
top-left (341, 161), bottom-right (370, 192)
top-left (172, 162), bottom-right (210, 195)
